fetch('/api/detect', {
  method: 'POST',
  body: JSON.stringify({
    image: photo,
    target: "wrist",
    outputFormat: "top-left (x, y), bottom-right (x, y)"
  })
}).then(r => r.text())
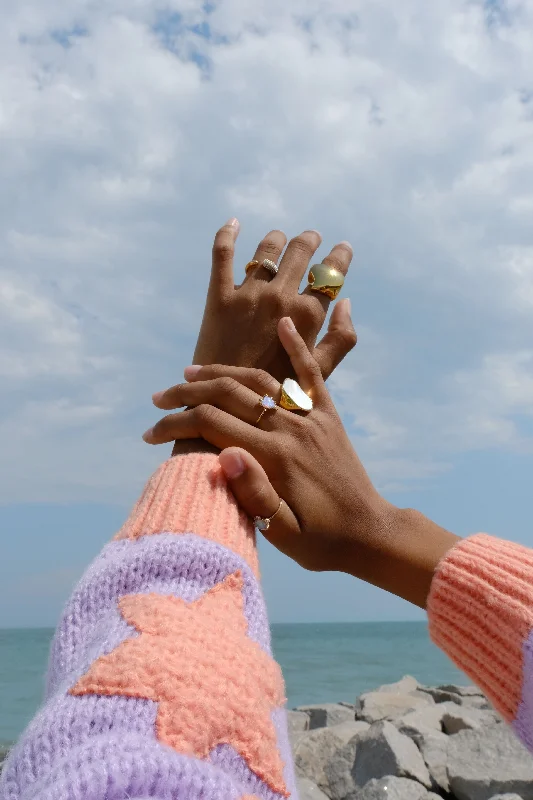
top-left (343, 502), bottom-right (460, 609)
top-left (171, 440), bottom-right (221, 457)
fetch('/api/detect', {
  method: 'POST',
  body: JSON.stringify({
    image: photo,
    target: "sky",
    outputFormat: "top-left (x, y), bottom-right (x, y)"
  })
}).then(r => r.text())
top-left (2, 0), bottom-right (533, 626)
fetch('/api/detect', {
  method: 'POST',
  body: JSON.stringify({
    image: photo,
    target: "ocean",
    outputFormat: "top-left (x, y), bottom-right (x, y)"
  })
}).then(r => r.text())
top-left (0, 622), bottom-right (466, 744)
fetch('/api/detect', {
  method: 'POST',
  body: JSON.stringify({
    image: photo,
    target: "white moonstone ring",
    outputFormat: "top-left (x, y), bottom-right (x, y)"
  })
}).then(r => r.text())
top-left (254, 499), bottom-right (283, 532)
top-left (255, 395), bottom-right (277, 426)
top-left (279, 378), bottom-right (313, 413)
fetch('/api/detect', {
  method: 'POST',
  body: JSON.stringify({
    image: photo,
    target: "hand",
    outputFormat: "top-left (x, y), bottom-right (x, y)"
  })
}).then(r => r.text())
top-left (193, 219), bottom-right (357, 382)
top-left (145, 319), bottom-right (459, 608)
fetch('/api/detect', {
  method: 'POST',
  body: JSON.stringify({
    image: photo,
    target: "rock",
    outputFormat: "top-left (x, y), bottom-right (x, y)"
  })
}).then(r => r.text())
top-left (294, 722), bottom-right (366, 794)
top-left (376, 676), bottom-right (420, 694)
top-left (356, 691), bottom-right (434, 724)
top-left (322, 721), bottom-right (371, 800)
top-left (296, 777), bottom-right (330, 800)
top-left (395, 705), bottom-right (448, 737)
top-left (296, 702), bottom-right (355, 729)
top-left (353, 721), bottom-right (432, 789)
top-left (414, 729), bottom-right (450, 794)
top-left (488, 796), bottom-right (524, 800)
top-left (437, 684), bottom-right (484, 697)
top-left (287, 710), bottom-right (310, 750)
top-left (442, 706), bottom-right (502, 735)
top-left (447, 725), bottom-right (533, 800)
top-left (419, 686), bottom-right (463, 705)
top-left (354, 776), bottom-right (430, 800)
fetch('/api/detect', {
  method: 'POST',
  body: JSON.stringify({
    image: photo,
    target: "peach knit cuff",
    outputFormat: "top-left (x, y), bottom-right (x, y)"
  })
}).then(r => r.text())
top-left (114, 454), bottom-right (259, 576)
top-left (427, 533), bottom-right (533, 722)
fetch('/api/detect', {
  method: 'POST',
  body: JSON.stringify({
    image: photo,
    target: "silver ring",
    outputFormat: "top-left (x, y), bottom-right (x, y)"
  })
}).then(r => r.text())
top-left (262, 259), bottom-right (279, 276)
top-left (254, 499), bottom-right (283, 532)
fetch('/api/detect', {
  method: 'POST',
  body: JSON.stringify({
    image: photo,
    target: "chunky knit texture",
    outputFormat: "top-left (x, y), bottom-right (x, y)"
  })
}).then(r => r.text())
top-left (428, 533), bottom-right (533, 751)
top-left (0, 454), bottom-right (296, 800)
top-left (4, 458), bottom-right (533, 800)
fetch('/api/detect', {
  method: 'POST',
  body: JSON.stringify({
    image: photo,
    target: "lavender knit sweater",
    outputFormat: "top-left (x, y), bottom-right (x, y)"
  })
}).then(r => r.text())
top-left (3, 451), bottom-right (533, 799)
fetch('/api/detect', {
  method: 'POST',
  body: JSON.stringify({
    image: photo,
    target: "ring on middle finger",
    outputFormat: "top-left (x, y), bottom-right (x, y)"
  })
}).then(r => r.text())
top-left (308, 263), bottom-right (344, 300)
top-left (261, 258), bottom-right (279, 277)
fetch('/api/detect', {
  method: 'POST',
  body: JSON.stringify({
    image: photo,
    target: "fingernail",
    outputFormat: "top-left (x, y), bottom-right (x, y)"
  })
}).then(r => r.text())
top-left (225, 217), bottom-right (240, 230)
top-left (338, 240), bottom-right (353, 253)
top-left (184, 365), bottom-right (202, 381)
top-left (305, 229), bottom-right (322, 241)
top-left (142, 428), bottom-right (155, 443)
top-left (219, 451), bottom-right (246, 479)
top-left (282, 316), bottom-right (296, 333)
top-left (152, 391), bottom-right (165, 405)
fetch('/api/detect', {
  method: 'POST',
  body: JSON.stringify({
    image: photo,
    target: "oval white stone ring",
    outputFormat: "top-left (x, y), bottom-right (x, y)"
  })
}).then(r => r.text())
top-left (255, 394), bottom-right (277, 426)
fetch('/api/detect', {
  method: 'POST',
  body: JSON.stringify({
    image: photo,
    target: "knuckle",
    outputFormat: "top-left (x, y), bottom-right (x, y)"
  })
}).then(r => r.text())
top-left (195, 404), bottom-right (218, 426)
top-left (258, 238), bottom-right (281, 259)
top-left (289, 235), bottom-right (314, 257)
top-left (215, 376), bottom-right (240, 397)
top-left (252, 368), bottom-right (276, 392)
top-left (213, 242), bottom-right (234, 262)
top-left (323, 253), bottom-right (348, 273)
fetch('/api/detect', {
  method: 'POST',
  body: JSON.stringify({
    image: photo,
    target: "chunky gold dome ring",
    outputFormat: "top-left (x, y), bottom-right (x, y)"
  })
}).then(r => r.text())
top-left (279, 378), bottom-right (313, 413)
top-left (245, 260), bottom-right (259, 275)
top-left (308, 263), bottom-right (344, 300)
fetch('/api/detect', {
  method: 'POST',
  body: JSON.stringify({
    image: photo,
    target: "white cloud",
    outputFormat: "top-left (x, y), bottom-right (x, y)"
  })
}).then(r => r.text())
top-left (2, 0), bottom-right (533, 502)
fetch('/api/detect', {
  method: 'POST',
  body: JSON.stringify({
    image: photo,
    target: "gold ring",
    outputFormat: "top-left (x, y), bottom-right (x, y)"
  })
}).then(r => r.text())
top-left (254, 499), bottom-right (283, 532)
top-left (279, 378), bottom-right (313, 413)
top-left (245, 260), bottom-right (259, 275)
top-left (308, 263), bottom-right (344, 300)
top-left (262, 259), bottom-right (279, 276)
top-left (255, 394), bottom-right (277, 425)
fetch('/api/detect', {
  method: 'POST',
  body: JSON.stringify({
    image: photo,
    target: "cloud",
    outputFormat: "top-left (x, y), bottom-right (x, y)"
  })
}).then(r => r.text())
top-left (2, 0), bottom-right (533, 503)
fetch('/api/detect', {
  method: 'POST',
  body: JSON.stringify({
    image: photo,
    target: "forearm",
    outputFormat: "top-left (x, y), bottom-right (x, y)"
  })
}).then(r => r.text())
top-left (2, 453), bottom-right (295, 800)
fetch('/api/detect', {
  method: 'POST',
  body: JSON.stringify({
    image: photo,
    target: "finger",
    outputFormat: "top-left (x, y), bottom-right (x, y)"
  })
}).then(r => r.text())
top-left (219, 448), bottom-right (300, 538)
top-left (245, 229), bottom-right (287, 285)
top-left (211, 218), bottom-right (240, 299)
top-left (302, 240), bottom-right (353, 314)
top-left (313, 299), bottom-right (358, 379)
top-left (180, 364), bottom-right (281, 399)
top-left (142, 405), bottom-right (267, 450)
top-left (278, 316), bottom-right (326, 398)
top-left (276, 230), bottom-right (322, 287)
top-left (152, 377), bottom-right (276, 427)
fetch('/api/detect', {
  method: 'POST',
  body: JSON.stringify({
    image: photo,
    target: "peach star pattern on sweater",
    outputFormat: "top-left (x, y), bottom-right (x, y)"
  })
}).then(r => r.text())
top-left (70, 571), bottom-right (288, 796)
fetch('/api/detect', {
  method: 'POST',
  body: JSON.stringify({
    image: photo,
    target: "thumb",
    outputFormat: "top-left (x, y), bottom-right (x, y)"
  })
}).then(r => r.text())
top-left (313, 298), bottom-right (357, 379)
top-left (219, 448), bottom-right (300, 538)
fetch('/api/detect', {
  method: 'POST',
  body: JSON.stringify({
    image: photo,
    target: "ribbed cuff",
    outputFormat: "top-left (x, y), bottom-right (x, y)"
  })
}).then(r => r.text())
top-left (115, 454), bottom-right (259, 576)
top-left (428, 533), bottom-right (533, 721)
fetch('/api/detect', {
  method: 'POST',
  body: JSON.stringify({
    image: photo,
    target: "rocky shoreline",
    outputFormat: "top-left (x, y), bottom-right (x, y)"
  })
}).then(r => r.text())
top-left (1, 676), bottom-right (531, 798)
top-left (290, 676), bottom-right (532, 800)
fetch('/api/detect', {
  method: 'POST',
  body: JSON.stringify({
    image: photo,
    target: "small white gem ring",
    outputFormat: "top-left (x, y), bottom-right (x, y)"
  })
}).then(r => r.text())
top-left (255, 395), bottom-right (277, 426)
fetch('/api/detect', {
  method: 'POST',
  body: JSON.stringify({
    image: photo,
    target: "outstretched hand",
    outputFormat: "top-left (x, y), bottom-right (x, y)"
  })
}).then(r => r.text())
top-left (146, 318), bottom-right (458, 609)
top-left (192, 219), bottom-right (357, 382)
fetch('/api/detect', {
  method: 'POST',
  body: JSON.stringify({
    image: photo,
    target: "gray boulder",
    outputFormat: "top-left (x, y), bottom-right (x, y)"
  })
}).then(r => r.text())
top-left (322, 721), bottom-right (371, 800)
top-left (376, 676), bottom-right (420, 694)
top-left (296, 777), bottom-right (330, 800)
top-left (294, 722), bottom-right (367, 794)
top-left (353, 776), bottom-right (430, 800)
top-left (419, 686), bottom-right (464, 705)
top-left (356, 691), bottom-right (434, 724)
top-left (297, 702), bottom-right (355, 729)
top-left (287, 710), bottom-right (310, 751)
top-left (488, 796), bottom-right (524, 800)
top-left (447, 725), bottom-right (533, 800)
top-left (353, 721), bottom-right (432, 789)
top-left (437, 684), bottom-right (484, 697)
top-left (442, 706), bottom-right (502, 735)
top-left (413, 729), bottom-right (450, 794)
top-left (395, 704), bottom-right (448, 738)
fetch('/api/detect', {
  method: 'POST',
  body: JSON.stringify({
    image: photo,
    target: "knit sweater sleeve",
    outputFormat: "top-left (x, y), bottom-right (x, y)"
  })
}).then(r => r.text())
top-left (427, 533), bottom-right (533, 751)
top-left (0, 454), bottom-right (297, 800)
